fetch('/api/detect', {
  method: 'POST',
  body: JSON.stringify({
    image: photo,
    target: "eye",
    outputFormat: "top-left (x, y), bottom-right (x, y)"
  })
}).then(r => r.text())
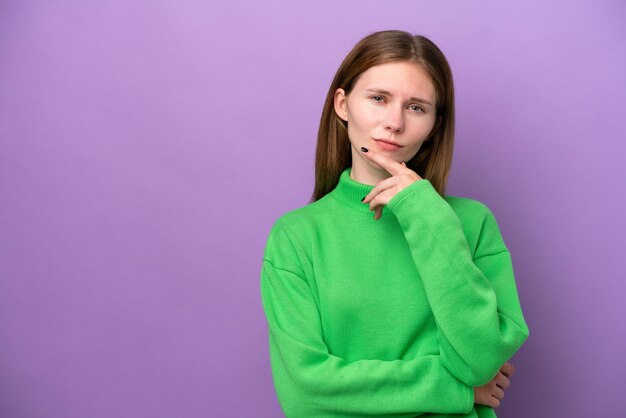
top-left (370, 95), bottom-right (385, 102)
top-left (409, 104), bottom-right (425, 113)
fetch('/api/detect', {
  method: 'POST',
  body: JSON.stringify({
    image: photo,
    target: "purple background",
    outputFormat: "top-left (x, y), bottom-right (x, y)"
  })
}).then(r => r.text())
top-left (1, 1), bottom-right (624, 417)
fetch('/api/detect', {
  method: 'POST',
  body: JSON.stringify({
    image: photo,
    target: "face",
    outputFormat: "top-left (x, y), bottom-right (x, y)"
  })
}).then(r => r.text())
top-left (334, 60), bottom-right (440, 172)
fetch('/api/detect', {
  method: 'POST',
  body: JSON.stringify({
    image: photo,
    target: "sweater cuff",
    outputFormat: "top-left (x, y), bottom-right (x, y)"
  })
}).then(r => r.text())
top-left (465, 383), bottom-right (475, 412)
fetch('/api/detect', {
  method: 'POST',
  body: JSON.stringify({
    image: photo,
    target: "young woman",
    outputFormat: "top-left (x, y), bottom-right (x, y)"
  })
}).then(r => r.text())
top-left (260, 30), bottom-right (529, 418)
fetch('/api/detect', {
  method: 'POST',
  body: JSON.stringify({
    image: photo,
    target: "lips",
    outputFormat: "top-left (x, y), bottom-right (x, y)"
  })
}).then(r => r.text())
top-left (374, 138), bottom-right (403, 150)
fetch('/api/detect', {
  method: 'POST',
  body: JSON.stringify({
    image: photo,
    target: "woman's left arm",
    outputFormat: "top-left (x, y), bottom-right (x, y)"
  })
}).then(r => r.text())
top-left (386, 179), bottom-right (530, 388)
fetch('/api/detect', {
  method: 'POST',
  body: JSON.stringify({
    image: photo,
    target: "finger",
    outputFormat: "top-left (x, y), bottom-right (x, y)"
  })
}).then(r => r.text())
top-left (360, 147), bottom-right (403, 176)
top-left (499, 362), bottom-right (510, 377)
top-left (500, 362), bottom-right (515, 378)
top-left (362, 176), bottom-right (396, 204)
top-left (368, 187), bottom-right (397, 213)
top-left (495, 372), bottom-right (511, 389)
top-left (369, 188), bottom-right (399, 220)
top-left (492, 386), bottom-right (505, 401)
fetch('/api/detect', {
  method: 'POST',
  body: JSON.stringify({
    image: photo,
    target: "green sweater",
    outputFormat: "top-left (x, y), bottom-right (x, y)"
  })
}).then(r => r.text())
top-left (260, 166), bottom-right (529, 418)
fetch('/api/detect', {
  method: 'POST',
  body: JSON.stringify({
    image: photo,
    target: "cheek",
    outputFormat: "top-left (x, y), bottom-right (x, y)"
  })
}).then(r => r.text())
top-left (409, 117), bottom-right (436, 135)
top-left (349, 102), bottom-right (379, 126)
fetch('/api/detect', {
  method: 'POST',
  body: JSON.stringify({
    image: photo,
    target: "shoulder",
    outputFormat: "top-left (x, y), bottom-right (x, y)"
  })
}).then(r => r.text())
top-left (268, 192), bottom-right (336, 236)
top-left (263, 200), bottom-right (324, 266)
top-left (444, 194), bottom-right (494, 222)
top-left (444, 194), bottom-right (508, 256)
top-left (262, 199), bottom-right (334, 279)
top-left (270, 200), bottom-right (320, 237)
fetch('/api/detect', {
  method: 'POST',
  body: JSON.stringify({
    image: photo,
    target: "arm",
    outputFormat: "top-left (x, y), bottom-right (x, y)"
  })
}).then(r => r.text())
top-left (260, 219), bottom-right (474, 417)
top-left (386, 180), bottom-right (530, 388)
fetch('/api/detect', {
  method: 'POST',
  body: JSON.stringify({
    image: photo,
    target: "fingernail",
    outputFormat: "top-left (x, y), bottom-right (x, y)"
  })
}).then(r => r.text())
top-left (361, 196), bottom-right (366, 201)
top-left (360, 147), bottom-right (368, 152)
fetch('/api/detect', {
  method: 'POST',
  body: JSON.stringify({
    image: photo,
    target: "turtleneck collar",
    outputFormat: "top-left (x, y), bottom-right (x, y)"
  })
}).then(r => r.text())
top-left (329, 166), bottom-right (383, 213)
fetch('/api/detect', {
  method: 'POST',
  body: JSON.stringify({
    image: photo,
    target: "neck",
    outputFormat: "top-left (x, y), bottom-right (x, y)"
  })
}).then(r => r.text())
top-left (349, 154), bottom-right (392, 186)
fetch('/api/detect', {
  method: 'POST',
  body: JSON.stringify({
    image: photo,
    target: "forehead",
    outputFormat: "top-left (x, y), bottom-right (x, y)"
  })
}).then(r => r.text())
top-left (354, 61), bottom-right (436, 101)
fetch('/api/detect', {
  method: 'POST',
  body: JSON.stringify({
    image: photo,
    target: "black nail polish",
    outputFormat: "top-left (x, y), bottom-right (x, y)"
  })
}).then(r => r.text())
top-left (360, 147), bottom-right (368, 152)
top-left (361, 196), bottom-right (366, 201)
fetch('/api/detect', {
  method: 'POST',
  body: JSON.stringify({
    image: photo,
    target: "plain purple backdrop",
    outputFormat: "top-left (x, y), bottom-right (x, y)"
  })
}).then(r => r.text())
top-left (1, 1), bottom-right (624, 417)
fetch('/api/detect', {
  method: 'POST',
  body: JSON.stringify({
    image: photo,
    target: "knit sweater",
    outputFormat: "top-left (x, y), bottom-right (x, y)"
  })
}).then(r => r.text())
top-left (260, 166), bottom-right (530, 418)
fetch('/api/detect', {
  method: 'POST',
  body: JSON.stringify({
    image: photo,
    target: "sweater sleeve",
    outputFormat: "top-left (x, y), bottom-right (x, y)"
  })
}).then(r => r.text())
top-left (386, 179), bottom-right (530, 388)
top-left (260, 218), bottom-right (474, 417)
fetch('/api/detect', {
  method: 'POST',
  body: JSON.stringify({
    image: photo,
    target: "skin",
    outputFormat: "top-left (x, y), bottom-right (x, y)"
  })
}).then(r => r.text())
top-left (348, 69), bottom-right (518, 407)
top-left (359, 148), bottom-right (422, 220)
top-left (334, 60), bottom-right (441, 193)
top-left (474, 362), bottom-right (516, 408)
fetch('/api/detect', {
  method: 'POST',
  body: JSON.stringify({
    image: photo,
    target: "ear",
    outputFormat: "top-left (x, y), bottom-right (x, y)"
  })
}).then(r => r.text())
top-left (333, 88), bottom-right (349, 122)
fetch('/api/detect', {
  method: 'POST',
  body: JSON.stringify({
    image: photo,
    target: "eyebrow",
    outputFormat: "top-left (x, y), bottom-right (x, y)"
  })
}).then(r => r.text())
top-left (365, 88), bottom-right (433, 106)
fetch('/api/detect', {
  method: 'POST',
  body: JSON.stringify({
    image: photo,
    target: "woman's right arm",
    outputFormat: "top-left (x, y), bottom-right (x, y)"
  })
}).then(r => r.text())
top-left (259, 219), bottom-right (474, 417)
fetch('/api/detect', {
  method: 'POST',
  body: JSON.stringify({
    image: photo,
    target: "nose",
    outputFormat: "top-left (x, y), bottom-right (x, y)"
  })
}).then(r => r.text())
top-left (384, 106), bottom-right (403, 133)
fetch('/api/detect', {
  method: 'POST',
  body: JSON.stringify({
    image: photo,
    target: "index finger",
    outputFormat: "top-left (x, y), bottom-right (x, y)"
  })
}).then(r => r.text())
top-left (500, 362), bottom-right (516, 378)
top-left (360, 146), bottom-right (403, 176)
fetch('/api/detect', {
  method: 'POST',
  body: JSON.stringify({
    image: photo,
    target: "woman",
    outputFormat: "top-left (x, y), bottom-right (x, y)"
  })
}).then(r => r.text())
top-left (260, 30), bottom-right (529, 417)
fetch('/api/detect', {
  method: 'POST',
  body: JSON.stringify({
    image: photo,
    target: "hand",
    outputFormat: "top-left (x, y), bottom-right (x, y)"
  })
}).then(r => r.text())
top-left (473, 362), bottom-right (516, 409)
top-left (360, 147), bottom-right (423, 220)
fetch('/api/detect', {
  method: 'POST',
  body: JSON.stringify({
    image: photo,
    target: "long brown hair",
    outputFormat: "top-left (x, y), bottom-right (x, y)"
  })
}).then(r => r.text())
top-left (309, 30), bottom-right (456, 203)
